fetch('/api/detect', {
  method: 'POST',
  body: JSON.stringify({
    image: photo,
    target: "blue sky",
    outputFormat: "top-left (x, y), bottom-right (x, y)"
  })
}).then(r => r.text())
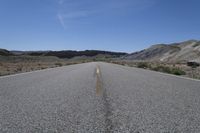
top-left (0, 0), bottom-right (200, 53)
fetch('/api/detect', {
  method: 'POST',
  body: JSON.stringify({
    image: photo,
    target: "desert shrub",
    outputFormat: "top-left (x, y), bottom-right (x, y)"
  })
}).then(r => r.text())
top-left (41, 67), bottom-right (47, 69)
top-left (170, 68), bottom-right (186, 75)
top-left (137, 62), bottom-right (149, 68)
top-left (152, 65), bottom-right (185, 75)
top-left (192, 42), bottom-right (200, 47)
top-left (16, 65), bottom-right (23, 72)
top-left (152, 65), bottom-right (171, 73)
top-left (55, 62), bottom-right (63, 67)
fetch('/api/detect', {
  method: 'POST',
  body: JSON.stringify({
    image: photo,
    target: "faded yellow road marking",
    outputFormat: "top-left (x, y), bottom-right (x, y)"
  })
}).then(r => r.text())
top-left (96, 66), bottom-right (102, 96)
top-left (96, 67), bottom-right (100, 74)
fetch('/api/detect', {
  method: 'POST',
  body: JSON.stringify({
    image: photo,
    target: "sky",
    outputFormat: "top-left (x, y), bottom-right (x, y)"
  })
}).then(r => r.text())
top-left (0, 0), bottom-right (200, 53)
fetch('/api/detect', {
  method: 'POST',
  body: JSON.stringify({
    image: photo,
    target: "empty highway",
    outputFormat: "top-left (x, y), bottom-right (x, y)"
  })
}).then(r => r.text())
top-left (0, 62), bottom-right (200, 133)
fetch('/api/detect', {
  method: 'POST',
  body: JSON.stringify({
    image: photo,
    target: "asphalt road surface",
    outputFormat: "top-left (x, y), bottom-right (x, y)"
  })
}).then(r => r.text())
top-left (0, 62), bottom-right (200, 133)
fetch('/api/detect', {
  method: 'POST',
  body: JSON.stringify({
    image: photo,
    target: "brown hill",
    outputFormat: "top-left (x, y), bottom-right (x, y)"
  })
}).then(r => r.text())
top-left (125, 40), bottom-right (200, 63)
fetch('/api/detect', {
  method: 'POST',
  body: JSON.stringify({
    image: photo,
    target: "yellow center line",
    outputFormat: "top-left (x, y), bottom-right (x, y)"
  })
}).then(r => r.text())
top-left (96, 65), bottom-right (102, 96)
top-left (96, 67), bottom-right (100, 74)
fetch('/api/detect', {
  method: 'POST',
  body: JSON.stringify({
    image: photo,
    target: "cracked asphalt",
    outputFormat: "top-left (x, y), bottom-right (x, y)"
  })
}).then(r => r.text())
top-left (0, 62), bottom-right (200, 133)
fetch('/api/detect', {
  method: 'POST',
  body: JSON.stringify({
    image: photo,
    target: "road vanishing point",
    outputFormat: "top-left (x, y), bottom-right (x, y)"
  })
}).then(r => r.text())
top-left (0, 62), bottom-right (200, 133)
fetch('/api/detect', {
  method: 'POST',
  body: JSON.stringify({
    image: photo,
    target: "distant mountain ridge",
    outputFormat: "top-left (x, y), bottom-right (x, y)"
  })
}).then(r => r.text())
top-left (0, 49), bottom-right (13, 56)
top-left (125, 40), bottom-right (200, 63)
top-left (1, 40), bottom-right (200, 63)
top-left (0, 49), bottom-right (127, 59)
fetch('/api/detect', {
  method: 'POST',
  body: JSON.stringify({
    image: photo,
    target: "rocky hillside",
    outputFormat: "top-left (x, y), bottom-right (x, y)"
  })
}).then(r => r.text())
top-left (125, 40), bottom-right (200, 63)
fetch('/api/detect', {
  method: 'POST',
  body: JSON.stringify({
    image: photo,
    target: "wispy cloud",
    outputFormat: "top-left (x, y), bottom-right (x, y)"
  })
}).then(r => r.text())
top-left (57, 13), bottom-right (66, 29)
top-left (56, 0), bottom-right (156, 29)
top-left (57, 10), bottom-right (92, 29)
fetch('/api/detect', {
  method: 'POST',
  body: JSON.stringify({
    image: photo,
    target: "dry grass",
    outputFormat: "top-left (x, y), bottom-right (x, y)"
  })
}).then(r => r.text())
top-left (109, 60), bottom-right (200, 80)
top-left (0, 61), bottom-right (91, 76)
top-left (0, 62), bottom-right (53, 76)
top-left (0, 55), bottom-right (92, 76)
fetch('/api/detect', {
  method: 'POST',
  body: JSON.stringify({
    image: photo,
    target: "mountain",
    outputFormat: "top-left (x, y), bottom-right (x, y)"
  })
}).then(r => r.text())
top-left (0, 49), bottom-right (13, 56)
top-left (2, 49), bottom-right (127, 59)
top-left (2, 40), bottom-right (200, 63)
top-left (36, 50), bottom-right (127, 58)
top-left (125, 40), bottom-right (200, 63)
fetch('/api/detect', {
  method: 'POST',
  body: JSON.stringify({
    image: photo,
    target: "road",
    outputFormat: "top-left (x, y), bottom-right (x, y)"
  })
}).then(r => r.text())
top-left (0, 62), bottom-right (200, 133)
